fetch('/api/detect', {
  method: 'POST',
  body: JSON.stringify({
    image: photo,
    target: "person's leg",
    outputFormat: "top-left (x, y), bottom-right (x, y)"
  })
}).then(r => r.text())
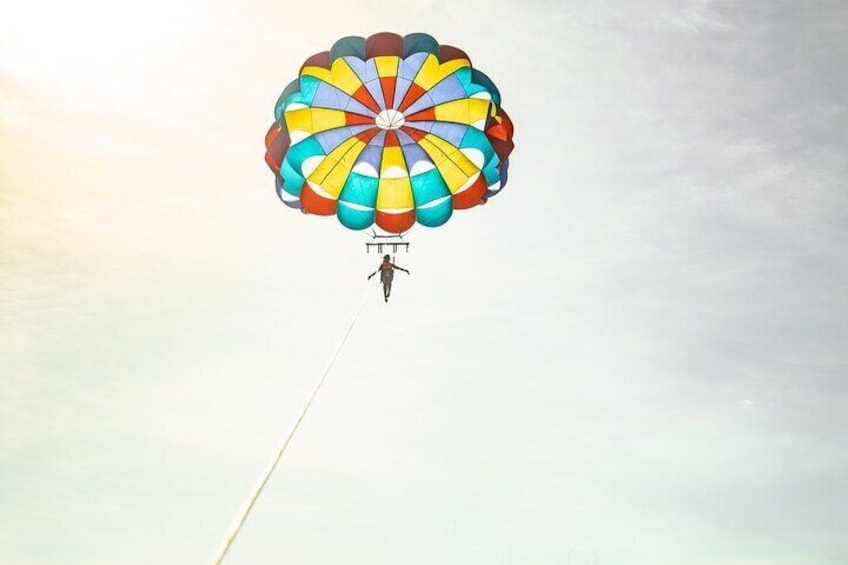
top-left (381, 274), bottom-right (392, 301)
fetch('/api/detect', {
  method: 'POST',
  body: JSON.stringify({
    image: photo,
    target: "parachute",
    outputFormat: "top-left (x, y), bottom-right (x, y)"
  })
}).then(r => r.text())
top-left (264, 32), bottom-right (515, 234)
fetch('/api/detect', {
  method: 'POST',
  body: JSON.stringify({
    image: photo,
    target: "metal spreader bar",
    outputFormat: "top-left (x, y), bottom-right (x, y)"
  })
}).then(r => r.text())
top-left (366, 242), bottom-right (410, 254)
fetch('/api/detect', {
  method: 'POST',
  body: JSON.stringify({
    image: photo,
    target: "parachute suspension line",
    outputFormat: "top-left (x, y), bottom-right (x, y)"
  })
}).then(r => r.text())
top-left (364, 229), bottom-right (411, 254)
top-left (210, 288), bottom-right (371, 565)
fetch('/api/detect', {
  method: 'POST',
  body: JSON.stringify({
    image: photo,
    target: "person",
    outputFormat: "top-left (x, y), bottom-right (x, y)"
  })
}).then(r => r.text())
top-left (368, 254), bottom-right (409, 302)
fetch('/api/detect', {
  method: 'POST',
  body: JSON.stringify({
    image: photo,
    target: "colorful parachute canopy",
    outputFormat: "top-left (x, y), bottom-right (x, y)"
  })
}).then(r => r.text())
top-left (264, 32), bottom-right (515, 234)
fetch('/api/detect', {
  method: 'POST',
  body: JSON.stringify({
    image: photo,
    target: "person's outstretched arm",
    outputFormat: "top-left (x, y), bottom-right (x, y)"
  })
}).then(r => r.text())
top-left (367, 268), bottom-right (379, 280)
top-left (393, 264), bottom-right (410, 274)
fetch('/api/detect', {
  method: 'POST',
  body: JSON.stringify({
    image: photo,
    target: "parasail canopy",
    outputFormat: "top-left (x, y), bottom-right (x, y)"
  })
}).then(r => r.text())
top-left (265, 32), bottom-right (515, 234)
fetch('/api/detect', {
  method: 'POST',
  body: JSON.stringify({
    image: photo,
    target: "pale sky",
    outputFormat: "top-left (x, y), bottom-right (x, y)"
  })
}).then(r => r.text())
top-left (2, 1), bottom-right (847, 564)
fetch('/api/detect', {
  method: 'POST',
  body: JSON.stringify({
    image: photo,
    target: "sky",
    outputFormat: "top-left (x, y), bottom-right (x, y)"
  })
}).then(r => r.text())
top-left (1, 0), bottom-right (847, 564)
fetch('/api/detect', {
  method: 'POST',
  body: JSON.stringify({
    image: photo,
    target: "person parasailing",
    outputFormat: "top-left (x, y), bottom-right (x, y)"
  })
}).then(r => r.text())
top-left (368, 254), bottom-right (409, 302)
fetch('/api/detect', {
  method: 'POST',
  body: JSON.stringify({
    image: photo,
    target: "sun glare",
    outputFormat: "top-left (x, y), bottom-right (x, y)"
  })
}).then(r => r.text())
top-left (1, 0), bottom-right (197, 99)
